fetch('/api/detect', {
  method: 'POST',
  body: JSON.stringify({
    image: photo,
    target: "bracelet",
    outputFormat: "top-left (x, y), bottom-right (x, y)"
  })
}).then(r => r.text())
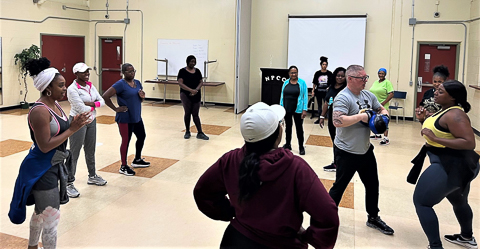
top-left (320, 116), bottom-right (325, 119)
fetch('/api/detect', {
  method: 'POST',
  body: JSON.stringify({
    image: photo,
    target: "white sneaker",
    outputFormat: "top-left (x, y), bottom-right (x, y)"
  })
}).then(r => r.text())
top-left (380, 138), bottom-right (390, 145)
top-left (66, 183), bottom-right (80, 198)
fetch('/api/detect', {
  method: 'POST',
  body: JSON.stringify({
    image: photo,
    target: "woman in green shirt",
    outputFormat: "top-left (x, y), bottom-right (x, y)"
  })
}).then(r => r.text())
top-left (369, 68), bottom-right (394, 145)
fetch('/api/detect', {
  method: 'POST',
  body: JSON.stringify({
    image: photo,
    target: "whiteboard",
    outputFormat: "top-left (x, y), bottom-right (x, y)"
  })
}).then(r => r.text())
top-left (157, 39), bottom-right (208, 77)
top-left (288, 16), bottom-right (367, 88)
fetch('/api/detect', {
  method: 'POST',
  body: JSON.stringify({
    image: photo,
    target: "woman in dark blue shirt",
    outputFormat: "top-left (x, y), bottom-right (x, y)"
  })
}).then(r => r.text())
top-left (103, 63), bottom-right (150, 176)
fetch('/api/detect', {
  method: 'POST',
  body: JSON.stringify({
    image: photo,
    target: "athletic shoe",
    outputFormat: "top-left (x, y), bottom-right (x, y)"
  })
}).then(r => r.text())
top-left (87, 174), bottom-right (107, 186)
top-left (299, 146), bottom-right (305, 155)
top-left (379, 138), bottom-right (390, 145)
top-left (197, 132), bottom-right (210, 140)
top-left (366, 215), bottom-right (394, 235)
top-left (283, 144), bottom-right (292, 150)
top-left (370, 134), bottom-right (382, 139)
top-left (323, 163), bottom-right (336, 172)
top-left (66, 183), bottom-right (80, 198)
top-left (184, 131), bottom-right (191, 139)
top-left (314, 119), bottom-right (320, 124)
top-left (132, 158), bottom-right (150, 168)
top-left (444, 234), bottom-right (478, 249)
top-left (119, 165), bottom-right (135, 176)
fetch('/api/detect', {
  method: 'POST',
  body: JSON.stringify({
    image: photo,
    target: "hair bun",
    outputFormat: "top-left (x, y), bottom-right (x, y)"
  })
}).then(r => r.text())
top-left (24, 57), bottom-right (51, 77)
top-left (433, 65), bottom-right (450, 78)
top-left (320, 56), bottom-right (328, 63)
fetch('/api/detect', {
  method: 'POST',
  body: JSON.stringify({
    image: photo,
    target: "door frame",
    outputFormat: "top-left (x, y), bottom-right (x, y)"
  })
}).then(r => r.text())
top-left (414, 41), bottom-right (460, 115)
top-left (99, 36), bottom-right (123, 93)
top-left (40, 33), bottom-right (86, 61)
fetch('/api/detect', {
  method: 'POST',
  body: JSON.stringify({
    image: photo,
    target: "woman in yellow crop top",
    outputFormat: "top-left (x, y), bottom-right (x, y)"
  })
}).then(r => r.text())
top-left (412, 80), bottom-right (479, 249)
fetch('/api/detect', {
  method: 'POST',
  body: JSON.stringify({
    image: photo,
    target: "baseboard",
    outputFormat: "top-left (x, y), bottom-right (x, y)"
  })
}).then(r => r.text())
top-left (473, 127), bottom-right (480, 137)
top-left (0, 102), bottom-right (34, 111)
top-left (144, 98), bottom-right (234, 107)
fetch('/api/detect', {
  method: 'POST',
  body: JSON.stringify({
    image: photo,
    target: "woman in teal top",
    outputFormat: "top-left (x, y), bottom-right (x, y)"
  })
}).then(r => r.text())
top-left (369, 68), bottom-right (394, 145)
top-left (280, 66), bottom-right (308, 155)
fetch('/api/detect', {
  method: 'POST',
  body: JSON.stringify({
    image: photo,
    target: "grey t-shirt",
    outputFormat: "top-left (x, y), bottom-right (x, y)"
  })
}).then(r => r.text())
top-left (333, 87), bottom-right (381, 154)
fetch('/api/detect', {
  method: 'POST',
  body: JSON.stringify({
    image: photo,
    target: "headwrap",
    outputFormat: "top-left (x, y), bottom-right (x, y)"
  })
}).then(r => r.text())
top-left (378, 68), bottom-right (387, 75)
top-left (32, 68), bottom-right (59, 92)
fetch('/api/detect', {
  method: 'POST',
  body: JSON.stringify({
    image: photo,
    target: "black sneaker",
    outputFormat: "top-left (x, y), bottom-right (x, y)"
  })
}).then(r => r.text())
top-left (132, 158), bottom-right (150, 168)
top-left (444, 234), bottom-right (478, 249)
top-left (370, 134), bottom-right (382, 140)
top-left (314, 119), bottom-right (320, 124)
top-left (323, 163), bottom-right (336, 172)
top-left (196, 132), bottom-right (209, 140)
top-left (184, 131), bottom-right (191, 139)
top-left (283, 144), bottom-right (292, 150)
top-left (366, 216), bottom-right (394, 235)
top-left (119, 165), bottom-right (136, 176)
top-left (299, 146), bottom-right (305, 155)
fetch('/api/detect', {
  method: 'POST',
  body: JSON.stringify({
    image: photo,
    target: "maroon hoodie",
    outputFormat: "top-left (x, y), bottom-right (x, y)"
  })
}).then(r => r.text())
top-left (194, 147), bottom-right (339, 249)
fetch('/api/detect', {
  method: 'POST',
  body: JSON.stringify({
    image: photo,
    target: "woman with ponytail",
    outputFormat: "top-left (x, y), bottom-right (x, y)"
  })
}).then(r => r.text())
top-left (194, 102), bottom-right (339, 249)
top-left (8, 57), bottom-right (91, 249)
top-left (411, 80), bottom-right (479, 249)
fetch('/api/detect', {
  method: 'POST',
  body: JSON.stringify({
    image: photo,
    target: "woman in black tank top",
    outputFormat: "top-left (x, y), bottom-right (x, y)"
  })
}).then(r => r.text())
top-left (8, 58), bottom-right (90, 249)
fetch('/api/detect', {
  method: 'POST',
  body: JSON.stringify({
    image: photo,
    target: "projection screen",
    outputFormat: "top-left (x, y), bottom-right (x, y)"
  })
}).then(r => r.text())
top-left (287, 15), bottom-right (367, 88)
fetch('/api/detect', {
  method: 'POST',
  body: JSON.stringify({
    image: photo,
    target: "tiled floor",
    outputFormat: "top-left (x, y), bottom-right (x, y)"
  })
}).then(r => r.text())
top-left (1, 101), bottom-right (479, 249)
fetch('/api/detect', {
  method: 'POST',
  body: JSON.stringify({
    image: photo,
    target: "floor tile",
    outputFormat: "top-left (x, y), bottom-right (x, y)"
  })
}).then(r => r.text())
top-left (95, 115), bottom-right (116, 125)
top-left (99, 154), bottom-right (178, 178)
top-left (0, 139), bottom-right (32, 157)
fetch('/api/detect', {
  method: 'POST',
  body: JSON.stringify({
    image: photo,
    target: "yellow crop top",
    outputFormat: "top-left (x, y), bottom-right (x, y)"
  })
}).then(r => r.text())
top-left (422, 106), bottom-right (463, 148)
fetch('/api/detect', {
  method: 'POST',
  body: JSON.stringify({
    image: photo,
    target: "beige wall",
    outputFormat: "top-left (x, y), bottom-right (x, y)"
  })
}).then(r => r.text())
top-left (0, 0), bottom-right (236, 108)
top-left (87, 0), bottom-right (236, 105)
top-left (0, 0), bottom-right (478, 124)
top-left (467, 0), bottom-right (480, 130)
top-left (0, 0), bottom-right (90, 107)
top-left (249, 0), bottom-right (473, 120)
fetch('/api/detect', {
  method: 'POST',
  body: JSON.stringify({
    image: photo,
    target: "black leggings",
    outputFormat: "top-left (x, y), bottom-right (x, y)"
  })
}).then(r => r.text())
top-left (220, 224), bottom-right (270, 249)
top-left (329, 145), bottom-right (379, 217)
top-left (413, 152), bottom-right (479, 249)
top-left (180, 92), bottom-right (202, 133)
top-left (315, 91), bottom-right (326, 116)
top-left (118, 120), bottom-right (146, 166)
top-left (284, 112), bottom-right (304, 146)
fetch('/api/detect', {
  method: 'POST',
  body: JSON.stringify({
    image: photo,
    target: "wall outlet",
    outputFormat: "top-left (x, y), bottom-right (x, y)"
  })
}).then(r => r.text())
top-left (153, 86), bottom-right (155, 90)
top-left (20, 90), bottom-right (23, 95)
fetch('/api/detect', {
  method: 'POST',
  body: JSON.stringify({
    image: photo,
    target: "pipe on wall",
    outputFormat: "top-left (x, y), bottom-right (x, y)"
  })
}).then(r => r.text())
top-left (63, 6), bottom-right (144, 83)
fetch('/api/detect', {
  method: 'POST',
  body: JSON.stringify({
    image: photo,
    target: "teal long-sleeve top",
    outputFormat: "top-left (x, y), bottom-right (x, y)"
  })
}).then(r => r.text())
top-left (280, 78), bottom-right (308, 113)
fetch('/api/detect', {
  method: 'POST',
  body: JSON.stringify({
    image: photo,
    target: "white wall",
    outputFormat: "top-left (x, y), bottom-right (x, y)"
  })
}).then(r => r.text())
top-left (249, 0), bottom-right (473, 120)
top-left (0, 0), bottom-right (90, 107)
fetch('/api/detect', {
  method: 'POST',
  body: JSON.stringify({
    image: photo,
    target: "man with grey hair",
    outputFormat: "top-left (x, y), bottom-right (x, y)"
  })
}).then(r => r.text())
top-left (329, 65), bottom-right (394, 235)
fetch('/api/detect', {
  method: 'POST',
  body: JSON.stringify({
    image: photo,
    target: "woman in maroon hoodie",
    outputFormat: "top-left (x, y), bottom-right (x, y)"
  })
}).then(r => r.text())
top-left (194, 102), bottom-right (339, 249)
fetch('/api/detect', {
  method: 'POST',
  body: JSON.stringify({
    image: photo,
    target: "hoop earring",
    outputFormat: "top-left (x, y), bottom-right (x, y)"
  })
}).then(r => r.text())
top-left (46, 90), bottom-right (52, 97)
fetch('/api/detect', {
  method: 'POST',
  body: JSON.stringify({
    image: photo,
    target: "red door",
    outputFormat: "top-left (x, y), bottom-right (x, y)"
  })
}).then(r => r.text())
top-left (101, 38), bottom-right (123, 93)
top-left (41, 35), bottom-right (85, 100)
top-left (416, 44), bottom-right (457, 107)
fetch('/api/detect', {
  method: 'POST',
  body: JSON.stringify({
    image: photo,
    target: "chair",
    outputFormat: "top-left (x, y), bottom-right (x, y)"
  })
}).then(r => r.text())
top-left (388, 91), bottom-right (407, 123)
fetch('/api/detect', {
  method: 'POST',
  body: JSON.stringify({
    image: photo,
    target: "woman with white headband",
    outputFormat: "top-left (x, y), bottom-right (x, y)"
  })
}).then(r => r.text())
top-left (8, 57), bottom-right (91, 249)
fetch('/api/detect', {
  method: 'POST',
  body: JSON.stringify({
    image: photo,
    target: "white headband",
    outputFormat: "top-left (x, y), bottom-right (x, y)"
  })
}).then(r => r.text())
top-left (32, 68), bottom-right (59, 92)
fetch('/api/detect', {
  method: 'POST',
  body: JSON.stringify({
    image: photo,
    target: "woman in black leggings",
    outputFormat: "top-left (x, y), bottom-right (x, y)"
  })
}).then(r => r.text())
top-left (411, 80), bottom-right (479, 249)
top-left (178, 55), bottom-right (209, 140)
top-left (318, 67), bottom-right (346, 172)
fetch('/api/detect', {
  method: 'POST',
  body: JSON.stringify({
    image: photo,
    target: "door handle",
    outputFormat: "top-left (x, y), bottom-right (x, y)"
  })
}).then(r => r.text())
top-left (116, 46), bottom-right (121, 60)
top-left (417, 77), bottom-right (423, 92)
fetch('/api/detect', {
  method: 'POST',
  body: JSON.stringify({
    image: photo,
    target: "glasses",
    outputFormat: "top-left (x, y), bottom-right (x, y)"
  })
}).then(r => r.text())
top-left (125, 70), bottom-right (136, 74)
top-left (349, 75), bottom-right (369, 81)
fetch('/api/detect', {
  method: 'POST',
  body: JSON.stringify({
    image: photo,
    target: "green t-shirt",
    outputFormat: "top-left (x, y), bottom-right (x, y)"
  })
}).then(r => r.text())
top-left (369, 79), bottom-right (394, 109)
